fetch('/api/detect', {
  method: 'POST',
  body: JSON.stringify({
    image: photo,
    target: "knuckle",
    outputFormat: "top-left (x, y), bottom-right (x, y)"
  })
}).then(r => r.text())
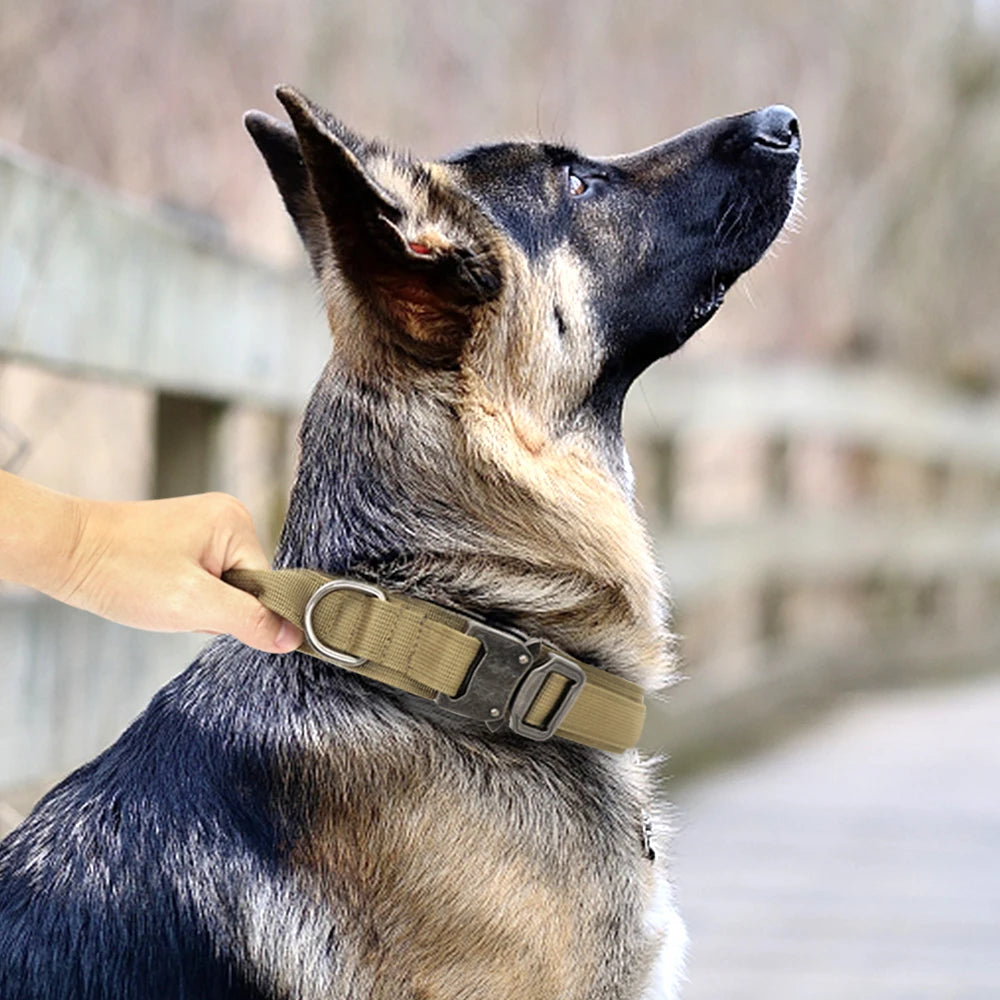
top-left (207, 492), bottom-right (253, 527)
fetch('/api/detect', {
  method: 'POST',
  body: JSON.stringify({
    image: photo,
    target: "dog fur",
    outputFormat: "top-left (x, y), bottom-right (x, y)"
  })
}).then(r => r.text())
top-left (0, 88), bottom-right (800, 999)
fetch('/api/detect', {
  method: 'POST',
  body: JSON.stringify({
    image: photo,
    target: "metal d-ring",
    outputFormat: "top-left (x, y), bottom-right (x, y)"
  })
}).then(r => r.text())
top-left (302, 579), bottom-right (387, 667)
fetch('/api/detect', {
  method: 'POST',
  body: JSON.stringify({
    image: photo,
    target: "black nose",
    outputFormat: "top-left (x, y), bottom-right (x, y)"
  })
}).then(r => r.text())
top-left (749, 105), bottom-right (800, 153)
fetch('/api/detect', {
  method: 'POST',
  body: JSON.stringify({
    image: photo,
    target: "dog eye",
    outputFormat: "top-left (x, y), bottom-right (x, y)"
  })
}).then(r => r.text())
top-left (568, 173), bottom-right (588, 197)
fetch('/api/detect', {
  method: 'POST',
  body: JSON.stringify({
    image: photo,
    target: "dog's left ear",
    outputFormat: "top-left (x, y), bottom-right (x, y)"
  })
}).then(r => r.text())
top-left (247, 87), bottom-right (502, 361)
top-left (244, 109), bottom-right (331, 277)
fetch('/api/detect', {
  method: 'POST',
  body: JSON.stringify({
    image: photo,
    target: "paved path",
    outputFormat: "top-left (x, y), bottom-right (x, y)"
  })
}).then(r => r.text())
top-left (670, 674), bottom-right (1000, 1000)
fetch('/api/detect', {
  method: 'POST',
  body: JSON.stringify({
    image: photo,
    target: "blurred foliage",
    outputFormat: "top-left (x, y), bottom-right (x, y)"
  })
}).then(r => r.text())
top-left (0, 0), bottom-right (997, 385)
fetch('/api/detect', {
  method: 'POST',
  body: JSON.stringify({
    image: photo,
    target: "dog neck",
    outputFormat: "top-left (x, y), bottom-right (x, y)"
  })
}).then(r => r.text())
top-left (274, 362), bottom-right (672, 691)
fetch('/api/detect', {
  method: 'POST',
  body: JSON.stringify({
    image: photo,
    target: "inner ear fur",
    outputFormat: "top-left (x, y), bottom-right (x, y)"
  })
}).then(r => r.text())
top-left (246, 86), bottom-right (503, 360)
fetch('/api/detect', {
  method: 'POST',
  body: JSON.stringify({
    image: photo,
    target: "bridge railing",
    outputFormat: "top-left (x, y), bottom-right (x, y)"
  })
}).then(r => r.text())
top-left (0, 144), bottom-right (323, 790)
top-left (2, 143), bottom-right (998, 790)
top-left (626, 363), bottom-right (1000, 767)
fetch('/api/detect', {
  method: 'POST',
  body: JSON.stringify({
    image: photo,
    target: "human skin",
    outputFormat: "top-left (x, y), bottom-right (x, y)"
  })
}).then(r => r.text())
top-left (0, 470), bottom-right (301, 653)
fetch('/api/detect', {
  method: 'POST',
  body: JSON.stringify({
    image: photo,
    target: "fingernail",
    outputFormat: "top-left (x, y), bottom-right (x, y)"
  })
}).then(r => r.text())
top-left (275, 620), bottom-right (303, 653)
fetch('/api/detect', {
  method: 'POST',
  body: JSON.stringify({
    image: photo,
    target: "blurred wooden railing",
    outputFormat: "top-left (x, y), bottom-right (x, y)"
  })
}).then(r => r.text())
top-left (626, 364), bottom-right (1000, 769)
top-left (0, 144), bottom-right (323, 790)
top-left (0, 140), bottom-right (326, 407)
top-left (3, 143), bottom-right (999, 790)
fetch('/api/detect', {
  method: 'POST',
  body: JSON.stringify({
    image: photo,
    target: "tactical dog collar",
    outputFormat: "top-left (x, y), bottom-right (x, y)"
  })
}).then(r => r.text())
top-left (225, 569), bottom-right (646, 754)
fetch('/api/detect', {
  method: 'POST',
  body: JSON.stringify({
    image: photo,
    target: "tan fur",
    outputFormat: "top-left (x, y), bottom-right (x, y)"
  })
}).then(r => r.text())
top-left (453, 384), bottom-right (668, 677)
top-left (291, 730), bottom-right (654, 1000)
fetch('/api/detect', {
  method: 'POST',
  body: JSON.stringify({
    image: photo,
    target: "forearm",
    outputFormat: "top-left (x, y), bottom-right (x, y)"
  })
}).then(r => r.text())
top-left (0, 469), bottom-right (84, 597)
top-left (0, 472), bottom-right (300, 651)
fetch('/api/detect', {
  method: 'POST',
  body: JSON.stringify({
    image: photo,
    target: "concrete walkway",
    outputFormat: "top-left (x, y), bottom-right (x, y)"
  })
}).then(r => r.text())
top-left (671, 674), bottom-right (1000, 1000)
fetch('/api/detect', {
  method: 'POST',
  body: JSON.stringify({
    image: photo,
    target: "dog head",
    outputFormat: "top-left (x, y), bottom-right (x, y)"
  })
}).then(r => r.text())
top-left (246, 89), bottom-right (799, 458)
top-left (248, 88), bottom-right (800, 669)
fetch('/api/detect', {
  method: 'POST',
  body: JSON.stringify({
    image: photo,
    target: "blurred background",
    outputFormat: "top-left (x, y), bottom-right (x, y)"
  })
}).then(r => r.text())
top-left (1, 1), bottom-right (998, 996)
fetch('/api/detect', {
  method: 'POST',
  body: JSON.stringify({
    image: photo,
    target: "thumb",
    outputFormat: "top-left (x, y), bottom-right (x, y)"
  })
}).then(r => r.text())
top-left (203, 576), bottom-right (303, 653)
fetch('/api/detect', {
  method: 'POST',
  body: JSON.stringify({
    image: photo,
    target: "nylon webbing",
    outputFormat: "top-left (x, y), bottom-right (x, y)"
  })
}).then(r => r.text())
top-left (225, 568), bottom-right (645, 753)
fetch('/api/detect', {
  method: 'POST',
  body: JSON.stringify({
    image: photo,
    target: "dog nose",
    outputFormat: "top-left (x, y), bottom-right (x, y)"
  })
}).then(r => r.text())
top-left (748, 105), bottom-right (800, 153)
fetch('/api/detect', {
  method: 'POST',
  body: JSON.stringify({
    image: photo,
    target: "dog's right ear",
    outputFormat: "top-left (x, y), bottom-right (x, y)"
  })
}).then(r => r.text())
top-left (244, 110), bottom-right (330, 277)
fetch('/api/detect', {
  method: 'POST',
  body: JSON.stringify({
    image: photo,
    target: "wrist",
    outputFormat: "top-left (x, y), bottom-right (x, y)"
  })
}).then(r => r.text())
top-left (47, 493), bottom-right (102, 604)
top-left (0, 471), bottom-right (87, 598)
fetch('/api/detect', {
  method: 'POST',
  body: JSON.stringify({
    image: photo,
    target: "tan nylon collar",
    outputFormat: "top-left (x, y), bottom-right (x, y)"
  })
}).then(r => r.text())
top-left (224, 568), bottom-right (646, 754)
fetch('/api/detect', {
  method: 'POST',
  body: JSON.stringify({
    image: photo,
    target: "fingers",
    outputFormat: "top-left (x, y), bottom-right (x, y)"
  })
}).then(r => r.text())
top-left (193, 494), bottom-right (303, 652)
top-left (224, 526), bottom-right (272, 575)
top-left (175, 493), bottom-right (303, 653)
top-left (201, 575), bottom-right (303, 654)
top-left (203, 493), bottom-right (272, 574)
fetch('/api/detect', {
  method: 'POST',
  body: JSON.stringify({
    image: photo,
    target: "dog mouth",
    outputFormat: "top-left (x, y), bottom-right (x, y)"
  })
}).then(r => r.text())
top-left (684, 162), bottom-right (801, 335)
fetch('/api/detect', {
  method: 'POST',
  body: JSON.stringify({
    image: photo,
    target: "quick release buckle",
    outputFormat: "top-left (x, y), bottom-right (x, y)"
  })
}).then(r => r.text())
top-left (434, 620), bottom-right (585, 741)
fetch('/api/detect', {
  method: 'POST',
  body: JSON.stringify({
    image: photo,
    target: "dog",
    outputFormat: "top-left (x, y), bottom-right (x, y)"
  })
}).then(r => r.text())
top-left (0, 87), bottom-right (800, 999)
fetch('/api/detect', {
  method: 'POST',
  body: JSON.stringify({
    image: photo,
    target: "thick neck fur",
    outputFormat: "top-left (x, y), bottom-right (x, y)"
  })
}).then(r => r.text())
top-left (275, 356), bottom-right (672, 691)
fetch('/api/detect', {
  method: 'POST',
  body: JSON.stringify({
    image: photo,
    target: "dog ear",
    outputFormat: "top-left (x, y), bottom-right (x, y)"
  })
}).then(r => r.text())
top-left (250, 86), bottom-right (501, 361)
top-left (244, 110), bottom-right (331, 276)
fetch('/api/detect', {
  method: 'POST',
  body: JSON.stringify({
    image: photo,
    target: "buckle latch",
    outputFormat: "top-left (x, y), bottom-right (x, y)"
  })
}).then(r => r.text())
top-left (434, 621), bottom-right (585, 741)
top-left (508, 651), bottom-right (585, 742)
top-left (434, 620), bottom-right (533, 731)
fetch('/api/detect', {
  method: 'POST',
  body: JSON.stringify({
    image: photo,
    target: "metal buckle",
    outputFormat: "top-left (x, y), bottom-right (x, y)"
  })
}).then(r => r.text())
top-left (302, 582), bottom-right (586, 743)
top-left (302, 579), bottom-right (386, 667)
top-left (508, 651), bottom-right (585, 741)
top-left (434, 622), bottom-right (586, 742)
top-left (434, 620), bottom-right (534, 732)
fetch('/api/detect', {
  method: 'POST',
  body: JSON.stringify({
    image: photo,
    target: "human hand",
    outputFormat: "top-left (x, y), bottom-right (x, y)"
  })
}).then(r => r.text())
top-left (51, 491), bottom-right (303, 653)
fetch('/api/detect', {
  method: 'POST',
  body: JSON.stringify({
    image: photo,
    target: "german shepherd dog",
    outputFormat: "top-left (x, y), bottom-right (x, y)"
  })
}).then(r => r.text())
top-left (0, 88), bottom-right (800, 999)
